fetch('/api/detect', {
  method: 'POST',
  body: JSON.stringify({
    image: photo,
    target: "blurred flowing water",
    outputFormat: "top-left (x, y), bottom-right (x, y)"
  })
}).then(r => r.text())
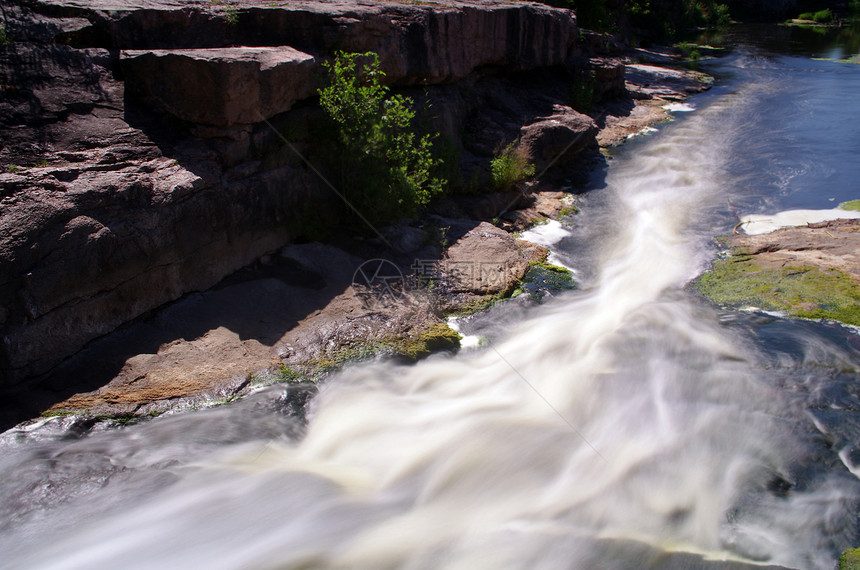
top-left (2, 25), bottom-right (860, 569)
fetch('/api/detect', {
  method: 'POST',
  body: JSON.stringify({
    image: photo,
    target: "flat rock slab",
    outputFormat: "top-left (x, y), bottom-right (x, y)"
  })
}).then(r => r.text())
top-left (728, 218), bottom-right (860, 284)
top-left (121, 47), bottom-right (319, 125)
top-left (625, 63), bottom-right (711, 100)
top-left (595, 63), bottom-right (711, 147)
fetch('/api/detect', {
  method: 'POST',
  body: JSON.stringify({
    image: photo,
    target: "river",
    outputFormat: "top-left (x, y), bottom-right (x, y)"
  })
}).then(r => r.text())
top-left (2, 24), bottom-right (860, 570)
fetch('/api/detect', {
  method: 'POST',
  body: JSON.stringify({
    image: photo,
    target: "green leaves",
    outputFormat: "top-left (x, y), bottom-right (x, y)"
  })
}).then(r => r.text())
top-left (490, 143), bottom-right (535, 192)
top-left (318, 51), bottom-right (445, 225)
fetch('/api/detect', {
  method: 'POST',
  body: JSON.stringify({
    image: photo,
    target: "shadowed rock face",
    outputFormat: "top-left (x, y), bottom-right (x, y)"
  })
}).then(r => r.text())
top-left (113, 1), bottom-right (581, 125)
top-left (120, 47), bottom-right (320, 126)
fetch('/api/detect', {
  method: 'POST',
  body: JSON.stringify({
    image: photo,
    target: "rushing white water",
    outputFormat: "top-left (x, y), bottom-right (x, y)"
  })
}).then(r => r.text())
top-left (3, 51), bottom-right (860, 570)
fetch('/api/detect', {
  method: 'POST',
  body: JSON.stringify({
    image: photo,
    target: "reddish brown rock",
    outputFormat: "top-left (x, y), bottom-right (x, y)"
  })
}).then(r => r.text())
top-left (519, 107), bottom-right (598, 171)
top-left (726, 219), bottom-right (860, 284)
top-left (120, 47), bottom-right (319, 126)
top-left (441, 221), bottom-right (532, 295)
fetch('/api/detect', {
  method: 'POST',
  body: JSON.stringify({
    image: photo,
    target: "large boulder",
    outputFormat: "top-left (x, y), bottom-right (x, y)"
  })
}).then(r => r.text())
top-left (519, 107), bottom-right (598, 171)
top-left (120, 47), bottom-right (319, 126)
top-left (440, 221), bottom-right (531, 295)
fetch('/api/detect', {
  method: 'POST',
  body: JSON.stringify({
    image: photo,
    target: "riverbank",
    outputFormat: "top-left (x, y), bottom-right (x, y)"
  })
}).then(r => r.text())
top-left (0, 0), bottom-right (708, 427)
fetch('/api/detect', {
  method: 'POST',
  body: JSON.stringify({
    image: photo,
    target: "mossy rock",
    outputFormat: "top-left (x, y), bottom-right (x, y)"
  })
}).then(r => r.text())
top-left (839, 199), bottom-right (860, 212)
top-left (841, 547), bottom-right (860, 570)
top-left (694, 251), bottom-right (860, 326)
top-left (387, 322), bottom-right (461, 361)
top-left (284, 322), bottom-right (462, 379)
top-left (513, 261), bottom-right (575, 302)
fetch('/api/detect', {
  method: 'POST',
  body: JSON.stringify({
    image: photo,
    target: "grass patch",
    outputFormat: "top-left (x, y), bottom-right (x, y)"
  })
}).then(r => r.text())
top-left (694, 252), bottom-right (860, 326)
top-left (222, 6), bottom-right (239, 25)
top-left (0, 23), bottom-right (11, 46)
top-left (839, 199), bottom-right (860, 211)
top-left (490, 143), bottom-right (535, 191)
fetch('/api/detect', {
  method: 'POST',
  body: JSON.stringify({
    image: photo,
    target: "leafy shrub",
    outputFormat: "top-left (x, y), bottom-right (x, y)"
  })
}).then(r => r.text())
top-left (318, 51), bottom-right (445, 226)
top-left (628, 0), bottom-right (731, 41)
top-left (569, 70), bottom-right (595, 113)
top-left (491, 143), bottom-right (535, 192)
top-left (798, 9), bottom-right (834, 22)
top-left (0, 22), bottom-right (11, 45)
top-left (813, 9), bottom-right (834, 22)
top-left (678, 41), bottom-right (702, 64)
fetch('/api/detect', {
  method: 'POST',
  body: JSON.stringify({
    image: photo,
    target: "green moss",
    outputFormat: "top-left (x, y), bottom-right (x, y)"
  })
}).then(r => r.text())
top-left (445, 291), bottom-right (509, 317)
top-left (40, 409), bottom-right (78, 418)
top-left (694, 251), bottom-right (860, 326)
top-left (558, 204), bottom-right (579, 217)
top-left (514, 261), bottom-right (575, 301)
top-left (839, 199), bottom-right (860, 211)
top-left (387, 322), bottom-right (461, 360)
top-left (841, 548), bottom-right (860, 570)
top-left (287, 323), bottom-right (461, 379)
top-left (95, 413), bottom-right (141, 425)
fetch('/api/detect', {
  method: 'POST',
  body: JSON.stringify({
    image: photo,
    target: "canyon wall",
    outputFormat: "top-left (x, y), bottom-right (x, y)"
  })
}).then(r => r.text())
top-left (0, 0), bottom-right (622, 386)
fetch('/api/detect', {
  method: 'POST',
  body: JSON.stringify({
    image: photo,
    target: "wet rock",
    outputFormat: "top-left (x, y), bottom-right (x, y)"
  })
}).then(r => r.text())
top-left (625, 63), bottom-right (710, 100)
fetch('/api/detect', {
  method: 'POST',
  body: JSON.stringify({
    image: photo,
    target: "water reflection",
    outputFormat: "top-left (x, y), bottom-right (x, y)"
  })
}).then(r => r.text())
top-left (700, 22), bottom-right (860, 60)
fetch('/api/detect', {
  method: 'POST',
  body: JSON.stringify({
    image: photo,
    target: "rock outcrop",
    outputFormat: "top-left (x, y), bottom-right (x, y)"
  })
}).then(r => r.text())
top-left (694, 219), bottom-right (860, 327)
top-left (0, 0), bottom-right (711, 424)
top-left (0, 0), bottom-right (605, 389)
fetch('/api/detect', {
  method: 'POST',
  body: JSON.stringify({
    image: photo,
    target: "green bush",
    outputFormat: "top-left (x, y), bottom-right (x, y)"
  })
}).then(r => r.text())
top-left (628, 0), bottom-right (731, 41)
top-left (491, 143), bottom-right (535, 192)
top-left (569, 70), bottom-right (595, 113)
top-left (798, 9), bottom-right (834, 22)
top-left (0, 22), bottom-right (11, 45)
top-left (318, 51), bottom-right (445, 226)
top-left (813, 9), bottom-right (834, 22)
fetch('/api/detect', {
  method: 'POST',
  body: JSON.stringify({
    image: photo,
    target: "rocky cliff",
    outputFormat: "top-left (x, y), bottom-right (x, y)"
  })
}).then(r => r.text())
top-left (0, 0), bottom-right (625, 390)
